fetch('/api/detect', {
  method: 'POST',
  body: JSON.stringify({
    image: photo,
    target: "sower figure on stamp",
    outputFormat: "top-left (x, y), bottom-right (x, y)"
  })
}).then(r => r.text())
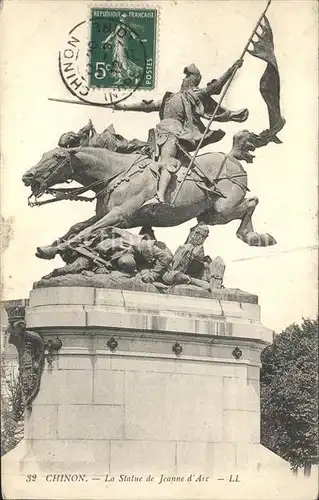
top-left (113, 60), bottom-right (248, 203)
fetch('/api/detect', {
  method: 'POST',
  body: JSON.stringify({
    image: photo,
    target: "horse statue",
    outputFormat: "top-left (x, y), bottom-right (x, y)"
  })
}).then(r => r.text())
top-left (22, 130), bottom-right (276, 260)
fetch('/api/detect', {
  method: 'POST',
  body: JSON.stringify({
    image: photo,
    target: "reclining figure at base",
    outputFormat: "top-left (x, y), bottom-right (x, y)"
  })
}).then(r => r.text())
top-left (40, 224), bottom-right (225, 294)
top-left (41, 227), bottom-right (173, 286)
top-left (163, 223), bottom-right (225, 290)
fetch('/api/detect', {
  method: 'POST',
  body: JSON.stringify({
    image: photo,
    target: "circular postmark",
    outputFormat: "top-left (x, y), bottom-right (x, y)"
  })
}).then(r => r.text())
top-left (59, 10), bottom-right (156, 105)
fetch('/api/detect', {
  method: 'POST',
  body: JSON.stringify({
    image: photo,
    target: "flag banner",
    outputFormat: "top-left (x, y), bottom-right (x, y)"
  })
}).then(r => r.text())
top-left (248, 16), bottom-right (285, 146)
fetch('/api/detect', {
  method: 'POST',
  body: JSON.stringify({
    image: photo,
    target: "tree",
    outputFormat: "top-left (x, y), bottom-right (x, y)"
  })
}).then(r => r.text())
top-left (1, 364), bottom-right (24, 456)
top-left (261, 317), bottom-right (318, 473)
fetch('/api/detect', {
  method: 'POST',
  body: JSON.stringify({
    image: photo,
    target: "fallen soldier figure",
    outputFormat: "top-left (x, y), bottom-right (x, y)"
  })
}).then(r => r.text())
top-left (58, 120), bottom-right (147, 154)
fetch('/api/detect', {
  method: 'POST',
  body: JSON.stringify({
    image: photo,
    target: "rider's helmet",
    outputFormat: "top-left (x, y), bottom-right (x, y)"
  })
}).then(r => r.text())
top-left (182, 63), bottom-right (202, 89)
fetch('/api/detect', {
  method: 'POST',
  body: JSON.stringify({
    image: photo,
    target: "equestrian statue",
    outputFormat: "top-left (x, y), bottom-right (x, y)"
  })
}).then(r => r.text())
top-left (22, 3), bottom-right (285, 264)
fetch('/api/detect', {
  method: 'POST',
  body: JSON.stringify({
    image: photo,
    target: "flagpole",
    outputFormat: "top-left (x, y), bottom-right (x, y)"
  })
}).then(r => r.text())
top-left (171, 0), bottom-right (272, 204)
top-left (239, 0), bottom-right (272, 59)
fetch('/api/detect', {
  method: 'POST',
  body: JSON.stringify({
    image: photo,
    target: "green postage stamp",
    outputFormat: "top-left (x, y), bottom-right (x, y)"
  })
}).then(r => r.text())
top-left (89, 7), bottom-right (157, 90)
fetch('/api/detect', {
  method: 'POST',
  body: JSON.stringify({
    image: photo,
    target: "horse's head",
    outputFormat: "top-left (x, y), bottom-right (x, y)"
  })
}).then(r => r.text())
top-left (22, 147), bottom-right (74, 198)
top-left (231, 130), bottom-right (260, 163)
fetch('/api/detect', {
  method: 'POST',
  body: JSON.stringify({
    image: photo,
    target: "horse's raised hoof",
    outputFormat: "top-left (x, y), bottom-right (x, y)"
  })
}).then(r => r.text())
top-left (243, 232), bottom-right (265, 247)
top-left (36, 245), bottom-right (59, 260)
top-left (261, 233), bottom-right (277, 246)
top-left (243, 232), bottom-right (277, 247)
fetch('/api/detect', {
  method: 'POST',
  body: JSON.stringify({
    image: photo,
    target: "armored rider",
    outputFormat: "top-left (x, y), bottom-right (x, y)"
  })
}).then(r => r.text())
top-left (113, 60), bottom-right (248, 202)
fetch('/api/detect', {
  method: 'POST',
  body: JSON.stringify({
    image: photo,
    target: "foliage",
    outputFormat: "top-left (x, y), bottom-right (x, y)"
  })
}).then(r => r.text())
top-left (1, 364), bottom-right (24, 456)
top-left (261, 317), bottom-right (318, 471)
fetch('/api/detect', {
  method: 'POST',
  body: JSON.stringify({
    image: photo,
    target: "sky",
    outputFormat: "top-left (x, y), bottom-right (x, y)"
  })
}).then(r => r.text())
top-left (0, 0), bottom-right (318, 332)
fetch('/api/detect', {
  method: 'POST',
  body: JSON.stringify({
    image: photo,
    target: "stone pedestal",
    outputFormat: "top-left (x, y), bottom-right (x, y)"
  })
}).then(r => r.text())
top-left (3, 287), bottom-right (291, 499)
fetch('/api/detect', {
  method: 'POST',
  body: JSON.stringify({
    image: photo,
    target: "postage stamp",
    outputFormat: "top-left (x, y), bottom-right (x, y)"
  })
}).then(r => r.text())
top-left (89, 7), bottom-right (157, 90)
top-left (58, 7), bottom-right (157, 105)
